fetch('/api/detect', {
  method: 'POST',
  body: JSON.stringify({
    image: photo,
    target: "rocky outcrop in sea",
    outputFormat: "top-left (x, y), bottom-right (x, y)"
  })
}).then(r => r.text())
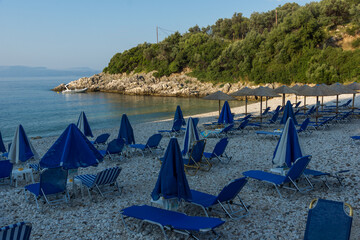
top-left (52, 71), bottom-right (271, 97)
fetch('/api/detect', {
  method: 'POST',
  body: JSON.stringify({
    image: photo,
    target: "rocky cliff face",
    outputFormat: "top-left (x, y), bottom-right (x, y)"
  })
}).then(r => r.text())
top-left (52, 71), bottom-right (276, 97)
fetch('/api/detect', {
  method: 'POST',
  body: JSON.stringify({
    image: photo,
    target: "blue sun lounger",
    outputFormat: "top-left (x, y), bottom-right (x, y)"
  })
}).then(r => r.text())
top-left (0, 222), bottom-right (32, 240)
top-left (120, 205), bottom-right (225, 240)
top-left (243, 155), bottom-right (313, 198)
top-left (158, 119), bottom-right (183, 137)
top-left (188, 177), bottom-right (249, 219)
top-left (303, 169), bottom-right (350, 189)
top-left (130, 133), bottom-right (162, 156)
top-left (304, 199), bottom-right (353, 240)
top-left (90, 133), bottom-right (110, 146)
top-left (200, 124), bottom-right (234, 138)
top-left (203, 138), bottom-right (231, 164)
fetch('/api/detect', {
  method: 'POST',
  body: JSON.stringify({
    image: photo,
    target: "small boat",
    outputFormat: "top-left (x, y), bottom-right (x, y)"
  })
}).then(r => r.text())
top-left (62, 84), bottom-right (88, 94)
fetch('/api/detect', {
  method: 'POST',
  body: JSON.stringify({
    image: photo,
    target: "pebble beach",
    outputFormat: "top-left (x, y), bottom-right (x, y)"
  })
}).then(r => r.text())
top-left (1, 93), bottom-right (360, 240)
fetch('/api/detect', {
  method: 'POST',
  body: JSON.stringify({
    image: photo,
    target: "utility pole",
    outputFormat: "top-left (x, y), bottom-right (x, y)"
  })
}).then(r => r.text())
top-left (156, 26), bottom-right (158, 44)
top-left (275, 9), bottom-right (278, 26)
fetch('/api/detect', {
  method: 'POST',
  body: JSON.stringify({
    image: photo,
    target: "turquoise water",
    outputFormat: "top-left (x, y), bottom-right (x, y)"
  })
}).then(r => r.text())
top-left (0, 76), bottom-right (244, 141)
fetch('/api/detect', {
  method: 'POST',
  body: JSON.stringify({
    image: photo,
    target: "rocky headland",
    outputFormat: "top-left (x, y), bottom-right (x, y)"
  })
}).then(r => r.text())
top-left (52, 71), bottom-right (277, 97)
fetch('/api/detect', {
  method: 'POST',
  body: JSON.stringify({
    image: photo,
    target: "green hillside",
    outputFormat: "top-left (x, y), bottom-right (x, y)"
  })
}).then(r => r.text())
top-left (104, 0), bottom-right (360, 85)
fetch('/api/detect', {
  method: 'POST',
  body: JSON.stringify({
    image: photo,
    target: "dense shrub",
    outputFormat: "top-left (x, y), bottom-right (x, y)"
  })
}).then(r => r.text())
top-left (104, 0), bottom-right (360, 84)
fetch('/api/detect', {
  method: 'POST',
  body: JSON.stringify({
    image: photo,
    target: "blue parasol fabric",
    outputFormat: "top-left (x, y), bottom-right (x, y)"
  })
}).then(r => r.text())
top-left (40, 124), bottom-right (103, 170)
top-left (174, 105), bottom-right (186, 126)
top-left (76, 111), bottom-right (93, 137)
top-left (280, 100), bottom-right (298, 125)
top-left (0, 131), bottom-right (6, 153)
top-left (118, 114), bottom-right (135, 145)
top-left (8, 125), bottom-right (38, 164)
top-left (182, 117), bottom-right (200, 157)
top-left (218, 101), bottom-right (234, 124)
top-left (152, 138), bottom-right (192, 201)
top-left (273, 118), bottom-right (303, 168)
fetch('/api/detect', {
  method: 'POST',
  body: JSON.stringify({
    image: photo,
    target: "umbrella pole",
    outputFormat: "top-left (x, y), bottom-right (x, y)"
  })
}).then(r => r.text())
top-left (260, 96), bottom-right (263, 123)
top-left (219, 100), bottom-right (221, 117)
top-left (304, 96), bottom-right (307, 113)
top-left (266, 97), bottom-right (268, 109)
top-left (316, 96), bottom-right (319, 124)
top-left (336, 95), bottom-right (339, 114)
top-left (352, 93), bottom-right (356, 109)
top-left (282, 94), bottom-right (285, 106)
top-left (245, 96), bottom-right (248, 115)
top-left (321, 96), bottom-right (324, 111)
top-left (295, 95), bottom-right (297, 104)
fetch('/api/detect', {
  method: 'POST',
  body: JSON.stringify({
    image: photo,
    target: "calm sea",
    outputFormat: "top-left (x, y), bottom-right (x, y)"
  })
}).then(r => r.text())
top-left (0, 76), bottom-right (244, 141)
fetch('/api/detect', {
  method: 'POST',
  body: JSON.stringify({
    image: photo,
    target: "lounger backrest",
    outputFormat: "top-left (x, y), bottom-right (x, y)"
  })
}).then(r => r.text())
top-left (216, 177), bottom-right (247, 203)
top-left (304, 199), bottom-right (353, 240)
top-left (221, 124), bottom-right (234, 133)
top-left (189, 140), bottom-right (206, 164)
top-left (146, 134), bottom-right (162, 148)
top-left (285, 155), bottom-right (311, 182)
top-left (270, 111), bottom-right (279, 123)
top-left (307, 106), bottom-right (315, 115)
top-left (263, 107), bottom-right (270, 115)
top-left (212, 138), bottom-right (229, 156)
top-left (94, 167), bottom-right (122, 186)
top-left (172, 119), bottom-right (183, 132)
top-left (342, 99), bottom-right (351, 107)
top-left (0, 160), bottom-right (13, 179)
top-left (193, 118), bottom-right (200, 128)
top-left (294, 101), bottom-right (301, 108)
top-left (243, 114), bottom-right (252, 121)
top-left (274, 106), bottom-right (280, 112)
top-left (0, 222), bottom-right (32, 240)
top-left (94, 133), bottom-right (110, 144)
top-left (40, 167), bottom-right (68, 195)
top-left (106, 139), bottom-right (125, 154)
top-left (298, 118), bottom-right (310, 133)
top-left (238, 119), bottom-right (249, 130)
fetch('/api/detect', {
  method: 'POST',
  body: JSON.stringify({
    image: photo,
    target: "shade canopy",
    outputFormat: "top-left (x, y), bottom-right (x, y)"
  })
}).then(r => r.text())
top-left (346, 82), bottom-right (360, 109)
top-left (329, 83), bottom-right (356, 94)
top-left (252, 86), bottom-right (279, 97)
top-left (299, 84), bottom-right (339, 96)
top-left (174, 105), bottom-right (186, 126)
top-left (152, 138), bottom-right (192, 201)
top-left (346, 82), bottom-right (360, 90)
top-left (280, 100), bottom-right (298, 125)
top-left (218, 101), bottom-right (234, 124)
top-left (0, 131), bottom-right (6, 153)
top-left (40, 124), bottom-right (103, 169)
top-left (275, 85), bottom-right (299, 106)
top-left (231, 87), bottom-right (254, 115)
top-left (275, 85), bottom-right (299, 94)
top-left (203, 91), bottom-right (236, 116)
top-left (76, 111), bottom-right (93, 138)
top-left (231, 87), bottom-right (254, 96)
top-left (182, 117), bottom-right (200, 157)
top-left (118, 114), bottom-right (135, 145)
top-left (202, 91), bottom-right (236, 100)
top-left (291, 84), bottom-right (302, 91)
top-left (273, 118), bottom-right (303, 168)
top-left (8, 125), bottom-right (38, 164)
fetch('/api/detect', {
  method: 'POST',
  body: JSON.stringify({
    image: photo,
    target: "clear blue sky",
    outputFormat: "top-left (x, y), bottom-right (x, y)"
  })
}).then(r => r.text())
top-left (0, 0), bottom-right (318, 71)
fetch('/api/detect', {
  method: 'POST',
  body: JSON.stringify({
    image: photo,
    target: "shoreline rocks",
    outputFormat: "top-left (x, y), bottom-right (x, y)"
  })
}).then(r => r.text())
top-left (52, 71), bottom-right (280, 98)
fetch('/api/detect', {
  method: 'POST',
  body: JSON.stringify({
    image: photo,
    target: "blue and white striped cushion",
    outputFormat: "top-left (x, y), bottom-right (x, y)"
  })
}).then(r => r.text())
top-left (94, 167), bottom-right (121, 186)
top-left (74, 174), bottom-right (96, 188)
top-left (0, 222), bottom-right (32, 240)
top-left (28, 164), bottom-right (40, 171)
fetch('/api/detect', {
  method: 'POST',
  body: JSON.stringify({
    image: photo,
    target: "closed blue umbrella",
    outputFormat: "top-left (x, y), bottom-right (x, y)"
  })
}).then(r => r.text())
top-left (118, 114), bottom-right (135, 145)
top-left (182, 117), bottom-right (200, 157)
top-left (272, 118), bottom-right (303, 168)
top-left (280, 100), bottom-right (298, 125)
top-left (174, 105), bottom-right (186, 126)
top-left (40, 124), bottom-right (103, 170)
top-left (8, 125), bottom-right (38, 164)
top-left (152, 138), bottom-right (192, 201)
top-left (77, 111), bottom-right (93, 137)
top-left (218, 101), bottom-right (234, 124)
top-left (0, 131), bottom-right (6, 153)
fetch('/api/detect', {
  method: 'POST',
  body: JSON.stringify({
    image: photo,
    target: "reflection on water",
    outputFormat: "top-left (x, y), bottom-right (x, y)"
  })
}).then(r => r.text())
top-left (0, 76), bottom-right (244, 141)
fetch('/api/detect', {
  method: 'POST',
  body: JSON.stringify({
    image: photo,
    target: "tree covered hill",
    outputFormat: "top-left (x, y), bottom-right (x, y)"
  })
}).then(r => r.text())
top-left (104, 0), bottom-right (360, 85)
